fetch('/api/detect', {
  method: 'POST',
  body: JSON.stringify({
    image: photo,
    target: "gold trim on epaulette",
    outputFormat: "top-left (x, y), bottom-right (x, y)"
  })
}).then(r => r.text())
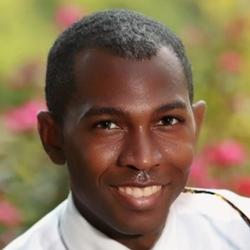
top-left (183, 187), bottom-right (250, 229)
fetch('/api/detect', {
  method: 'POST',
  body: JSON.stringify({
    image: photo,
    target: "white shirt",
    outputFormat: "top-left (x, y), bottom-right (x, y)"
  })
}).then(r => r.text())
top-left (4, 189), bottom-right (250, 250)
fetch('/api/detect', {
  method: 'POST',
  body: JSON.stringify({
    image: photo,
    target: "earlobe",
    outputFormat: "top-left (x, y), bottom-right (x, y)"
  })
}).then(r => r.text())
top-left (192, 100), bottom-right (206, 139)
top-left (37, 111), bottom-right (66, 165)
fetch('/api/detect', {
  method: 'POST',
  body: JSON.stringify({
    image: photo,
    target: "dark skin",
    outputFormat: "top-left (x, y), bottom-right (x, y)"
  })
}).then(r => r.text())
top-left (38, 47), bottom-right (205, 250)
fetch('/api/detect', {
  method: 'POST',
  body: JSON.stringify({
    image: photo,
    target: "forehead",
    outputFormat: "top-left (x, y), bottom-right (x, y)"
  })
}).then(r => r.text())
top-left (70, 47), bottom-right (189, 113)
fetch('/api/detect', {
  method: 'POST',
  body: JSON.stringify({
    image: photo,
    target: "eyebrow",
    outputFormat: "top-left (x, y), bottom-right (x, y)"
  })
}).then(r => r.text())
top-left (78, 100), bottom-right (187, 122)
top-left (83, 107), bottom-right (127, 118)
top-left (155, 100), bottom-right (187, 113)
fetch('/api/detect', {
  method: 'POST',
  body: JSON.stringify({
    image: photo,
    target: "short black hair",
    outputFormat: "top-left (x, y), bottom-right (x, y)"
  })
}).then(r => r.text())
top-left (46, 9), bottom-right (193, 122)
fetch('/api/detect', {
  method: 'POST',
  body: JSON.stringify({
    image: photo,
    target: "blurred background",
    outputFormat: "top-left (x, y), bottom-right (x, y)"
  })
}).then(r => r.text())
top-left (0, 0), bottom-right (250, 247)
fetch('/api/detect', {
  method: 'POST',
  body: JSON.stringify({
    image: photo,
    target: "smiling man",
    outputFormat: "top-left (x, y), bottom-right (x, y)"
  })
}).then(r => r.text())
top-left (4, 9), bottom-right (250, 250)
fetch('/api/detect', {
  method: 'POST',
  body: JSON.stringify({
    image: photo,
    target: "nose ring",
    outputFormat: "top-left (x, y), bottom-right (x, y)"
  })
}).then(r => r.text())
top-left (135, 170), bottom-right (150, 183)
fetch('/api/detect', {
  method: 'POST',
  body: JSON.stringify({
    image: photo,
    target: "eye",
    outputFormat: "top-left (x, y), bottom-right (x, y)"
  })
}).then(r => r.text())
top-left (157, 116), bottom-right (180, 127)
top-left (95, 120), bottom-right (119, 130)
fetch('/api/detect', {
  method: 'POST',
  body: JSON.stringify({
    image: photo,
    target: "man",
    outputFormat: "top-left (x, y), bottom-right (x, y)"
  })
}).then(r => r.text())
top-left (5, 9), bottom-right (250, 250)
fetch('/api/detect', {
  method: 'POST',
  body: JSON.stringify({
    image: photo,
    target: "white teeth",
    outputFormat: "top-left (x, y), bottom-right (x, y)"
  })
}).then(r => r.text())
top-left (134, 188), bottom-right (143, 198)
top-left (118, 185), bottom-right (161, 198)
top-left (125, 187), bottom-right (132, 195)
top-left (144, 186), bottom-right (152, 196)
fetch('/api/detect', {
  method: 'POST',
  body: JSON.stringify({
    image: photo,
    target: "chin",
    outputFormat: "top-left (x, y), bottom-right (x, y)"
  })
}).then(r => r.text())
top-left (107, 205), bottom-right (169, 238)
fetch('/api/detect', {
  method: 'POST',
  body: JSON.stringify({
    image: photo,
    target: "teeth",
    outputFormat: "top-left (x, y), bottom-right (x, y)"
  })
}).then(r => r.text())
top-left (125, 187), bottom-right (132, 195)
top-left (118, 185), bottom-right (161, 198)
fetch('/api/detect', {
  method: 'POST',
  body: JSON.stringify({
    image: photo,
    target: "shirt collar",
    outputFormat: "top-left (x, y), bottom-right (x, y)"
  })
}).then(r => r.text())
top-left (59, 194), bottom-right (177, 250)
top-left (59, 194), bottom-right (129, 250)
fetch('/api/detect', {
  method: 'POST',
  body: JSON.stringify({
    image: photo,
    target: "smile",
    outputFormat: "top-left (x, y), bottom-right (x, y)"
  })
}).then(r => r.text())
top-left (118, 185), bottom-right (162, 198)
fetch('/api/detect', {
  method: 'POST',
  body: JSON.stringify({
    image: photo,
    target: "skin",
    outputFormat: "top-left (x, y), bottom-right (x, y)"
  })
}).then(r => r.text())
top-left (38, 47), bottom-right (205, 250)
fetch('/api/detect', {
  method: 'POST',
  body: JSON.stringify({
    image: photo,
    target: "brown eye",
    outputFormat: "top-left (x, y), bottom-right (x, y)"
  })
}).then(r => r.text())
top-left (95, 120), bottom-right (119, 130)
top-left (157, 116), bottom-right (180, 126)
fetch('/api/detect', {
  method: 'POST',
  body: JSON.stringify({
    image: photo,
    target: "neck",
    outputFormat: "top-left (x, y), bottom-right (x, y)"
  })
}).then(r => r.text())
top-left (92, 218), bottom-right (164, 250)
top-left (114, 228), bottom-right (163, 250)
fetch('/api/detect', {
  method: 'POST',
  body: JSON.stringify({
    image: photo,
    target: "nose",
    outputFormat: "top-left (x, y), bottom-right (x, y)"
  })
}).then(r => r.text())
top-left (117, 127), bottom-right (162, 171)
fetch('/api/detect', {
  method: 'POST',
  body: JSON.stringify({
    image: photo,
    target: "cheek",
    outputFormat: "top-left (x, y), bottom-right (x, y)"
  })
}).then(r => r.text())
top-left (170, 126), bottom-right (196, 171)
top-left (84, 143), bottom-right (119, 174)
top-left (162, 141), bottom-right (195, 173)
top-left (161, 141), bottom-right (195, 200)
top-left (65, 135), bottom-right (120, 184)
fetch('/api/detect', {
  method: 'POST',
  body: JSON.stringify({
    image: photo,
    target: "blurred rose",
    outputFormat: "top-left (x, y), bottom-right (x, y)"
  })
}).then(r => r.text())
top-left (190, 157), bottom-right (207, 182)
top-left (233, 177), bottom-right (250, 197)
top-left (218, 51), bottom-right (243, 74)
top-left (0, 199), bottom-right (22, 227)
top-left (189, 156), bottom-right (220, 188)
top-left (4, 100), bottom-right (45, 133)
top-left (205, 140), bottom-right (246, 167)
top-left (55, 4), bottom-right (84, 29)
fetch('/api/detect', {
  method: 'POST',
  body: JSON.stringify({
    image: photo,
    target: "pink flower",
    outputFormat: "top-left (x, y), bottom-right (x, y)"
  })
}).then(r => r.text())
top-left (55, 5), bottom-right (84, 29)
top-left (233, 177), bottom-right (250, 197)
top-left (218, 51), bottom-right (243, 74)
top-left (4, 100), bottom-right (45, 133)
top-left (0, 199), bottom-right (22, 227)
top-left (205, 140), bottom-right (246, 167)
top-left (189, 156), bottom-right (220, 188)
top-left (190, 157), bottom-right (207, 181)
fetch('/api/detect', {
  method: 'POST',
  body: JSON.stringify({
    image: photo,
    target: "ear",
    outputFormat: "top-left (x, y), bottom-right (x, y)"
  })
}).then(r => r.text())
top-left (37, 111), bottom-right (66, 165)
top-left (192, 100), bottom-right (206, 140)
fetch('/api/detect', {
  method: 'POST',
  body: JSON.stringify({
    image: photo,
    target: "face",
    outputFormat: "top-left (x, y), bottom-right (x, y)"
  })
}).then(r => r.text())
top-left (38, 47), bottom-right (205, 241)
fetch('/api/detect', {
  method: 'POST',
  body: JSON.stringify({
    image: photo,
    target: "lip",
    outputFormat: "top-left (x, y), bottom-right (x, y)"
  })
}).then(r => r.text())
top-left (110, 184), bottom-right (168, 211)
top-left (110, 179), bottom-right (167, 187)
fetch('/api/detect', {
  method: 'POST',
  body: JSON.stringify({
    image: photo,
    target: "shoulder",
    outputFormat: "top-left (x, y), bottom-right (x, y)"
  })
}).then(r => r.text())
top-left (176, 187), bottom-right (250, 216)
top-left (4, 200), bottom-right (67, 250)
top-left (172, 188), bottom-right (250, 249)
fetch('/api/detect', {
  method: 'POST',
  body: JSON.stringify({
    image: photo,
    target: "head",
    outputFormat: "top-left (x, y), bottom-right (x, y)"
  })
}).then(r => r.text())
top-left (45, 9), bottom-right (193, 123)
top-left (38, 9), bottom-right (205, 248)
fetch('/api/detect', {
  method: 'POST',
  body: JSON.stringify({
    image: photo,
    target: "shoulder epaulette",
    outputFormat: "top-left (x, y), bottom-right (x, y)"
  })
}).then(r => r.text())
top-left (183, 187), bottom-right (250, 229)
